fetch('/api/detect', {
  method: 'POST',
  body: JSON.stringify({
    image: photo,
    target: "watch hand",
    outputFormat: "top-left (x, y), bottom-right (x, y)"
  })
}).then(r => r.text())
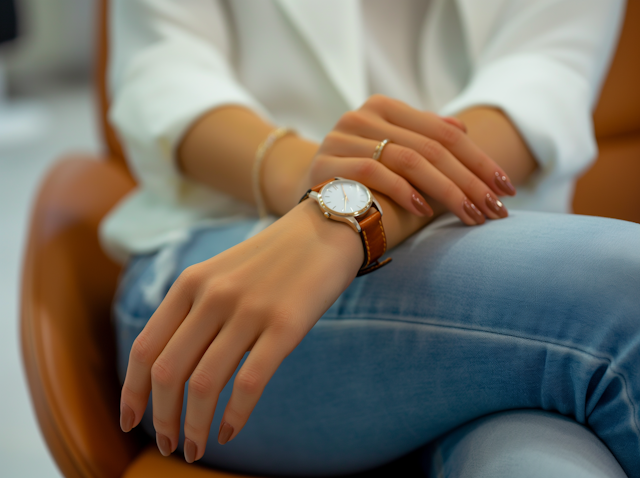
top-left (342, 184), bottom-right (348, 212)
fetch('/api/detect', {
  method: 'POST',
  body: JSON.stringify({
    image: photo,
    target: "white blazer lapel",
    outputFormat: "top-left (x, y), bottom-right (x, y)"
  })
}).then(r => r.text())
top-left (275, 0), bottom-right (367, 110)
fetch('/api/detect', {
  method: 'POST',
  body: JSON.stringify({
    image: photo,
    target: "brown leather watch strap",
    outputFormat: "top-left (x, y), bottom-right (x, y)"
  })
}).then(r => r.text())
top-left (356, 209), bottom-right (391, 276)
top-left (300, 178), bottom-right (392, 277)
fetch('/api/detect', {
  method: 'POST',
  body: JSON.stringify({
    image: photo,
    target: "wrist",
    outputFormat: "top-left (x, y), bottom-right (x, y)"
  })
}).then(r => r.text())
top-left (282, 200), bottom-right (364, 275)
top-left (262, 136), bottom-right (319, 215)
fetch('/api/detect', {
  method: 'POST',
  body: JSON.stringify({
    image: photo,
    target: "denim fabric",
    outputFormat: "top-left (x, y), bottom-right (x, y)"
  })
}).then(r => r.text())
top-left (113, 211), bottom-right (640, 477)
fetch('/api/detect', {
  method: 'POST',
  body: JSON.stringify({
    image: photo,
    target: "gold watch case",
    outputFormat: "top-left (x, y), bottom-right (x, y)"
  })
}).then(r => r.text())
top-left (307, 178), bottom-right (383, 233)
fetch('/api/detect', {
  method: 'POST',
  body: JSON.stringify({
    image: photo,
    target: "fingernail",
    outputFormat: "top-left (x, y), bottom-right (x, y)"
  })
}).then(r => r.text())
top-left (412, 193), bottom-right (433, 217)
top-left (494, 172), bottom-right (516, 196)
top-left (485, 193), bottom-right (508, 218)
top-left (156, 433), bottom-right (172, 457)
top-left (463, 198), bottom-right (485, 225)
top-left (184, 438), bottom-right (197, 464)
top-left (218, 421), bottom-right (234, 445)
top-left (120, 403), bottom-right (134, 432)
top-left (440, 115), bottom-right (467, 133)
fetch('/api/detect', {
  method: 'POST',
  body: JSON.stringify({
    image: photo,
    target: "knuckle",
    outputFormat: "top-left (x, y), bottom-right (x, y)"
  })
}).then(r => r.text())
top-left (390, 175), bottom-right (408, 198)
top-left (354, 158), bottom-right (379, 182)
top-left (174, 265), bottom-right (201, 293)
top-left (395, 147), bottom-right (422, 171)
top-left (183, 420), bottom-right (210, 439)
top-left (200, 279), bottom-right (233, 305)
top-left (235, 368), bottom-right (264, 396)
top-left (323, 131), bottom-right (342, 148)
top-left (442, 180), bottom-right (459, 203)
top-left (336, 110), bottom-right (366, 131)
top-left (188, 370), bottom-right (216, 399)
top-left (150, 359), bottom-right (176, 389)
top-left (365, 94), bottom-right (390, 111)
top-left (465, 175), bottom-right (481, 193)
top-left (130, 333), bottom-right (155, 367)
top-left (436, 121), bottom-right (462, 146)
top-left (153, 414), bottom-right (172, 430)
top-left (420, 139), bottom-right (445, 165)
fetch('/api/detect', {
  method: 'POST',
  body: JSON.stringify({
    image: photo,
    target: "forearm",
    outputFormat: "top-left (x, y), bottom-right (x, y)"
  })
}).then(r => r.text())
top-left (456, 107), bottom-right (538, 185)
top-left (177, 106), bottom-right (318, 216)
top-left (177, 104), bottom-right (537, 251)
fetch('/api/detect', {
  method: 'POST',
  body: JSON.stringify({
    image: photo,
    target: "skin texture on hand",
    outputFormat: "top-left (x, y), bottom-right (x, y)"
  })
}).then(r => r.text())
top-left (120, 200), bottom-right (363, 462)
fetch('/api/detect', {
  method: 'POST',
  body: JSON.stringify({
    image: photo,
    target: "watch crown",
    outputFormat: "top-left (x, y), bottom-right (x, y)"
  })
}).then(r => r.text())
top-left (324, 212), bottom-right (331, 218)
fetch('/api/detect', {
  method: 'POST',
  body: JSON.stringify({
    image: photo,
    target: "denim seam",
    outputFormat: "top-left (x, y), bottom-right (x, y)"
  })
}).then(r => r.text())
top-left (322, 314), bottom-right (640, 441)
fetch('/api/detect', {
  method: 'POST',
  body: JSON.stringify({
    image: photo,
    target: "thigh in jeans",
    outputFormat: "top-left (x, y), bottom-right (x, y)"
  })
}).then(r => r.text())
top-left (113, 212), bottom-right (640, 477)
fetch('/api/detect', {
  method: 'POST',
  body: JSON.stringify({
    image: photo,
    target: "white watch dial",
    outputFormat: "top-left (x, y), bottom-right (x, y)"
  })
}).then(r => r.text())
top-left (320, 180), bottom-right (371, 216)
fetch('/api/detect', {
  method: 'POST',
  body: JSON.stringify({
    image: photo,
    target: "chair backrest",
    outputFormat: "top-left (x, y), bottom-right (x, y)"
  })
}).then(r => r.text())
top-left (573, 1), bottom-right (640, 223)
top-left (21, 157), bottom-right (141, 478)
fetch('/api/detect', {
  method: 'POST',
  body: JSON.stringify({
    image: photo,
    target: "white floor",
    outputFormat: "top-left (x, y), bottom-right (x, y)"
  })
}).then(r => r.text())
top-left (0, 82), bottom-right (100, 478)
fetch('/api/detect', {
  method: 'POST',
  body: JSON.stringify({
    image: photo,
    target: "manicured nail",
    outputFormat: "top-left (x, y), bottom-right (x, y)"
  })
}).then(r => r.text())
top-left (184, 438), bottom-right (197, 464)
top-left (412, 193), bottom-right (434, 217)
top-left (485, 193), bottom-right (508, 218)
top-left (494, 171), bottom-right (516, 196)
top-left (463, 198), bottom-right (485, 225)
top-left (156, 433), bottom-right (172, 457)
top-left (440, 115), bottom-right (467, 133)
top-left (120, 403), bottom-right (134, 432)
top-left (218, 421), bottom-right (234, 445)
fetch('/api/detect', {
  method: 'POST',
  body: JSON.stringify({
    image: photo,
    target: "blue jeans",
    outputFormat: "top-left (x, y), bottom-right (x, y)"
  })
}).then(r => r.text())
top-left (113, 211), bottom-right (640, 477)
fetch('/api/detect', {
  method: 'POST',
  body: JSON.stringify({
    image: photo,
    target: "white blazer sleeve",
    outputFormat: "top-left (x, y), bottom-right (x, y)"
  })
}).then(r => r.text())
top-left (438, 0), bottom-right (625, 186)
top-left (109, 0), bottom-right (269, 199)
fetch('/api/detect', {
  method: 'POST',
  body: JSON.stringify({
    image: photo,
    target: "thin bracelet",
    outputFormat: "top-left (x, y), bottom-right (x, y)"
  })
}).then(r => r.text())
top-left (252, 126), bottom-right (296, 219)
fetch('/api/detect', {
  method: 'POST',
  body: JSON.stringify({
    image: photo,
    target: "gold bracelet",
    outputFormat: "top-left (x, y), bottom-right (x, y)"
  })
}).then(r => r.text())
top-left (253, 127), bottom-right (296, 219)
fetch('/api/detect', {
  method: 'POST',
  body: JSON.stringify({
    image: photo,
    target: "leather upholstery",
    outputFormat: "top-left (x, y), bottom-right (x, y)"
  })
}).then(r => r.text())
top-left (19, 1), bottom-right (639, 477)
top-left (573, 1), bottom-right (640, 223)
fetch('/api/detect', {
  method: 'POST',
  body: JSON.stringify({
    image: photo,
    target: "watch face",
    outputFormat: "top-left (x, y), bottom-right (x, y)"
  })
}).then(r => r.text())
top-left (320, 179), bottom-right (372, 216)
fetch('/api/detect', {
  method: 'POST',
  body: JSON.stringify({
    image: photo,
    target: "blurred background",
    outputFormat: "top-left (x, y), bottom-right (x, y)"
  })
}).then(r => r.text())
top-left (0, 0), bottom-right (99, 476)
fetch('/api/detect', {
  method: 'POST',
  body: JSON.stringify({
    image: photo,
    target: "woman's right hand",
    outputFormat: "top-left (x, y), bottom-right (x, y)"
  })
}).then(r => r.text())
top-left (301, 95), bottom-right (516, 226)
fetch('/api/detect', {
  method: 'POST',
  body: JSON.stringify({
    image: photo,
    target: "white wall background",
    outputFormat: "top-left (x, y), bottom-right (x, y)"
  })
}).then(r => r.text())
top-left (1, 1), bottom-right (99, 477)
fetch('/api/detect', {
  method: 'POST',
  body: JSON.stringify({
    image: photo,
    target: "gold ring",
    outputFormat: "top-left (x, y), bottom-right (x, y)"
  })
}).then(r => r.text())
top-left (372, 139), bottom-right (390, 161)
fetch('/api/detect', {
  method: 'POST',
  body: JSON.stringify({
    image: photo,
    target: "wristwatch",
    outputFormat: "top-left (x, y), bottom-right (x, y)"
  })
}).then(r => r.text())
top-left (300, 177), bottom-right (391, 276)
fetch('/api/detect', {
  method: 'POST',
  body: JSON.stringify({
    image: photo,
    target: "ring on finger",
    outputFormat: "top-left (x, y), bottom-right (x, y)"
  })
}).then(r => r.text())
top-left (372, 139), bottom-right (391, 161)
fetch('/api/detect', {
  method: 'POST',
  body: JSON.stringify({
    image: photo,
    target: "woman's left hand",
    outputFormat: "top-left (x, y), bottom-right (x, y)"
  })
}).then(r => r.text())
top-left (118, 200), bottom-right (363, 463)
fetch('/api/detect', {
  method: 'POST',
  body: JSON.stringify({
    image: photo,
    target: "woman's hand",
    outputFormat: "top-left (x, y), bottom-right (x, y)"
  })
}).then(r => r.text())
top-left (301, 95), bottom-right (516, 226)
top-left (119, 200), bottom-right (363, 463)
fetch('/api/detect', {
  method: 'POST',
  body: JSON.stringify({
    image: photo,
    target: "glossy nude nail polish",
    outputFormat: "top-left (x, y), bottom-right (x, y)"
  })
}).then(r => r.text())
top-left (218, 422), bottom-right (234, 445)
top-left (120, 403), bottom-right (134, 432)
top-left (184, 438), bottom-right (197, 463)
top-left (412, 193), bottom-right (433, 217)
top-left (494, 171), bottom-right (516, 196)
top-left (485, 193), bottom-right (508, 218)
top-left (463, 198), bottom-right (485, 225)
top-left (156, 433), bottom-right (172, 457)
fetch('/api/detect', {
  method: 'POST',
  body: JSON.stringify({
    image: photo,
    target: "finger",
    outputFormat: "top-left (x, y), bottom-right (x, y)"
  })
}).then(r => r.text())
top-left (344, 118), bottom-right (505, 221)
top-left (440, 116), bottom-right (467, 133)
top-left (363, 97), bottom-right (516, 196)
top-left (311, 153), bottom-right (433, 218)
top-left (149, 293), bottom-right (230, 455)
top-left (218, 325), bottom-right (298, 447)
top-left (120, 269), bottom-right (195, 433)
top-left (183, 316), bottom-right (257, 463)
top-left (386, 128), bottom-right (509, 220)
top-left (379, 143), bottom-right (486, 225)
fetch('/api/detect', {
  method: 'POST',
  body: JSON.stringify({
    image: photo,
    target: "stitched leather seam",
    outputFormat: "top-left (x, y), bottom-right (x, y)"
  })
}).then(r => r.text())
top-left (379, 219), bottom-right (387, 254)
top-left (362, 229), bottom-right (371, 268)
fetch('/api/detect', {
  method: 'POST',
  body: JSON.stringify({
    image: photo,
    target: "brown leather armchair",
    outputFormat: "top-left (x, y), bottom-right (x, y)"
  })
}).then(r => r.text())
top-left (20, 1), bottom-right (640, 477)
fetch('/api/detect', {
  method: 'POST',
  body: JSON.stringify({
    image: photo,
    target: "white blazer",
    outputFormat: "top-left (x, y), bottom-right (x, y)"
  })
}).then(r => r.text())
top-left (101, 0), bottom-right (625, 262)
